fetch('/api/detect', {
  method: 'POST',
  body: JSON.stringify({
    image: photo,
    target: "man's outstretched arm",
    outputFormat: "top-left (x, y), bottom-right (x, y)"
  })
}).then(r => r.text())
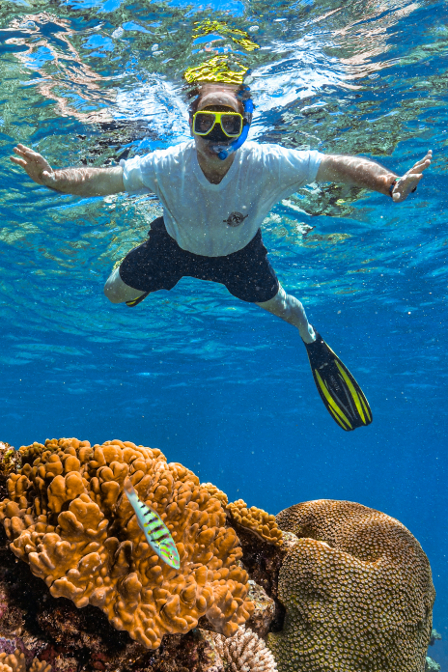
top-left (316, 150), bottom-right (432, 203)
top-left (10, 144), bottom-right (124, 196)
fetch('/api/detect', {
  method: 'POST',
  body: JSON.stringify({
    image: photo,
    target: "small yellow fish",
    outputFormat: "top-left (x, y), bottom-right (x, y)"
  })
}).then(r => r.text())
top-left (124, 479), bottom-right (180, 570)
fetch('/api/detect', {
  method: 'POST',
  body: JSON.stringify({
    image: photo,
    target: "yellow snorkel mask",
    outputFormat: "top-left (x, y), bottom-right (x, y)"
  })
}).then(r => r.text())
top-left (192, 110), bottom-right (244, 138)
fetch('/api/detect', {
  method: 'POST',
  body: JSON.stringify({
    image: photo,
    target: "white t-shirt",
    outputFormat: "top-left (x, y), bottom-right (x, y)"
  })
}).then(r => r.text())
top-left (122, 140), bottom-right (323, 257)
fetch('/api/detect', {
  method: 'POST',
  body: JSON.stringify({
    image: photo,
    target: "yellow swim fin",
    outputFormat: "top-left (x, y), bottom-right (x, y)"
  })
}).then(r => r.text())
top-left (305, 331), bottom-right (372, 431)
top-left (125, 291), bottom-right (149, 308)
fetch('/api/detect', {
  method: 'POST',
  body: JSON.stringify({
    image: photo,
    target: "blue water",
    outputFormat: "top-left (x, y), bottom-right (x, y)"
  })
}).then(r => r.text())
top-left (1, 0), bottom-right (447, 664)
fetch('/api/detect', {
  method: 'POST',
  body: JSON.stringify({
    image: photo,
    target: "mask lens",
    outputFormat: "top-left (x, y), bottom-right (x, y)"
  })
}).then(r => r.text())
top-left (194, 112), bottom-right (215, 135)
top-left (193, 112), bottom-right (243, 137)
top-left (221, 114), bottom-right (243, 136)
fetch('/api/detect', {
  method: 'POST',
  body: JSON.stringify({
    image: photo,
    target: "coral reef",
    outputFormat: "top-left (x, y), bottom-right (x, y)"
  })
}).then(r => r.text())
top-left (426, 629), bottom-right (442, 672)
top-left (269, 499), bottom-right (436, 672)
top-left (224, 499), bottom-right (290, 633)
top-left (199, 490), bottom-right (287, 632)
top-left (226, 500), bottom-right (283, 547)
top-left (425, 657), bottom-right (441, 672)
top-left (429, 628), bottom-right (442, 646)
top-left (0, 445), bottom-right (20, 479)
top-left (0, 438), bottom-right (253, 649)
top-left (0, 446), bottom-right (21, 502)
top-left (0, 532), bottom-right (223, 672)
top-left (213, 626), bottom-right (277, 672)
top-left (200, 484), bottom-right (228, 507)
top-left (0, 651), bottom-right (50, 672)
top-left (0, 443), bottom-right (437, 672)
top-left (200, 578), bottom-right (276, 641)
top-left (243, 581), bottom-right (275, 640)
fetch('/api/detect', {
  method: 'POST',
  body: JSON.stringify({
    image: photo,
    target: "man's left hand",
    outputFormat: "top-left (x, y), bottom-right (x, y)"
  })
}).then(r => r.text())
top-left (392, 150), bottom-right (432, 202)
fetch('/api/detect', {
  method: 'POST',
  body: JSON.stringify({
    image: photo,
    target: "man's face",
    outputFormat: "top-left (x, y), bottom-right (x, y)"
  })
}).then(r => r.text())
top-left (190, 85), bottom-right (244, 162)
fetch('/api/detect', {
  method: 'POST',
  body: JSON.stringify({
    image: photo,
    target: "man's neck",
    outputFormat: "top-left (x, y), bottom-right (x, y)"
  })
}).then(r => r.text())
top-left (196, 151), bottom-right (235, 185)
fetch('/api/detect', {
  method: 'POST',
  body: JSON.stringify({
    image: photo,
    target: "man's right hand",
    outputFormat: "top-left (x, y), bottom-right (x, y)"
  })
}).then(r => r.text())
top-left (9, 143), bottom-right (125, 196)
top-left (10, 144), bottom-right (55, 187)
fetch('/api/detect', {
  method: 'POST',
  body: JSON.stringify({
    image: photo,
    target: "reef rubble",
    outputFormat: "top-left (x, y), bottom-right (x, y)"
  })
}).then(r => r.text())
top-left (0, 438), bottom-right (437, 672)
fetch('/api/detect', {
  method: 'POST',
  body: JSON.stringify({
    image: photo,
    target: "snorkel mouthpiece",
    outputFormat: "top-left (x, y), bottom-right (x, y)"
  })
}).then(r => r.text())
top-left (212, 121), bottom-right (250, 160)
top-left (210, 146), bottom-right (229, 160)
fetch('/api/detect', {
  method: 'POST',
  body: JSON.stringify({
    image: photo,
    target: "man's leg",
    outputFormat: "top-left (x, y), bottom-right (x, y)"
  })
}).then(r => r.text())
top-left (104, 266), bottom-right (147, 304)
top-left (256, 285), bottom-right (316, 344)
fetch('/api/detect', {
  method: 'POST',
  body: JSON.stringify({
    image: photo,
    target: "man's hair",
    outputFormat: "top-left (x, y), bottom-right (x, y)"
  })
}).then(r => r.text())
top-left (186, 83), bottom-right (252, 119)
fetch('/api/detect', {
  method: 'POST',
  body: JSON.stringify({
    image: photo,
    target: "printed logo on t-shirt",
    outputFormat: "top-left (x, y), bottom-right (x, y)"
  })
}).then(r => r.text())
top-left (223, 212), bottom-right (248, 227)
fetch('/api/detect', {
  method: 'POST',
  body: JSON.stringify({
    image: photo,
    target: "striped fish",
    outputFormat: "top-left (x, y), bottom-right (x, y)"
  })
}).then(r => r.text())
top-left (124, 479), bottom-right (180, 570)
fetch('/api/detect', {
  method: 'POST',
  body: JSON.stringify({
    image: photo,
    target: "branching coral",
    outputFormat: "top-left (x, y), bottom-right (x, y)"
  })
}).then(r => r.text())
top-left (0, 650), bottom-right (50, 672)
top-left (213, 627), bottom-right (277, 672)
top-left (0, 438), bottom-right (254, 649)
top-left (269, 499), bottom-right (435, 672)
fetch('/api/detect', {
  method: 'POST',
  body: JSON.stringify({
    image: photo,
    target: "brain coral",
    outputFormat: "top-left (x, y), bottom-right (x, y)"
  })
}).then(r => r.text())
top-left (0, 438), bottom-right (253, 649)
top-left (268, 499), bottom-right (435, 672)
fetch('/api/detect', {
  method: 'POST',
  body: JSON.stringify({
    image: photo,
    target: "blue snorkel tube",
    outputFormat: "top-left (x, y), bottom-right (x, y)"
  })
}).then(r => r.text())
top-left (212, 96), bottom-right (254, 161)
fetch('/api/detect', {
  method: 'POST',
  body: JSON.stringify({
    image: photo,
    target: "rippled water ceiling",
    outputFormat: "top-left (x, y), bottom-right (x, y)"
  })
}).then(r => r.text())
top-left (1, 0), bottom-right (445, 343)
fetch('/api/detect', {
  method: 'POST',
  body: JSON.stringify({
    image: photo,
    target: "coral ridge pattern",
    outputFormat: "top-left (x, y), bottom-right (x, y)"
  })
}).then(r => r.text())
top-left (269, 499), bottom-right (436, 672)
top-left (0, 438), bottom-right (254, 649)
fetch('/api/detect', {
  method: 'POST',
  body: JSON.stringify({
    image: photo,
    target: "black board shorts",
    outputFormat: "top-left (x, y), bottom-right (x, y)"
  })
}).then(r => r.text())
top-left (119, 217), bottom-right (279, 303)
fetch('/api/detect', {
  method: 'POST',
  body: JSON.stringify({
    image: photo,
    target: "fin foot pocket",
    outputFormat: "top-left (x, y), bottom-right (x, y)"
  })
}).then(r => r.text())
top-left (126, 291), bottom-right (150, 308)
top-left (305, 331), bottom-right (372, 431)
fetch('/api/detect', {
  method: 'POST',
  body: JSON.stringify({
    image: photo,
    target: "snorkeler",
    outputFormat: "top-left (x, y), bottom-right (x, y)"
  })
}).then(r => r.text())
top-left (10, 82), bottom-right (432, 431)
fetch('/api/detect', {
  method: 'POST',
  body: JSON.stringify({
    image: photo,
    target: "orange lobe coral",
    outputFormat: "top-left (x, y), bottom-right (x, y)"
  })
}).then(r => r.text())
top-left (0, 438), bottom-right (254, 649)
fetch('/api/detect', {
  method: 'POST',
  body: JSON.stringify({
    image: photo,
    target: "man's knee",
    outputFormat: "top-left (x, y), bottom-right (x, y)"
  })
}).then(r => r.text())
top-left (256, 286), bottom-right (306, 322)
top-left (256, 285), bottom-right (286, 311)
